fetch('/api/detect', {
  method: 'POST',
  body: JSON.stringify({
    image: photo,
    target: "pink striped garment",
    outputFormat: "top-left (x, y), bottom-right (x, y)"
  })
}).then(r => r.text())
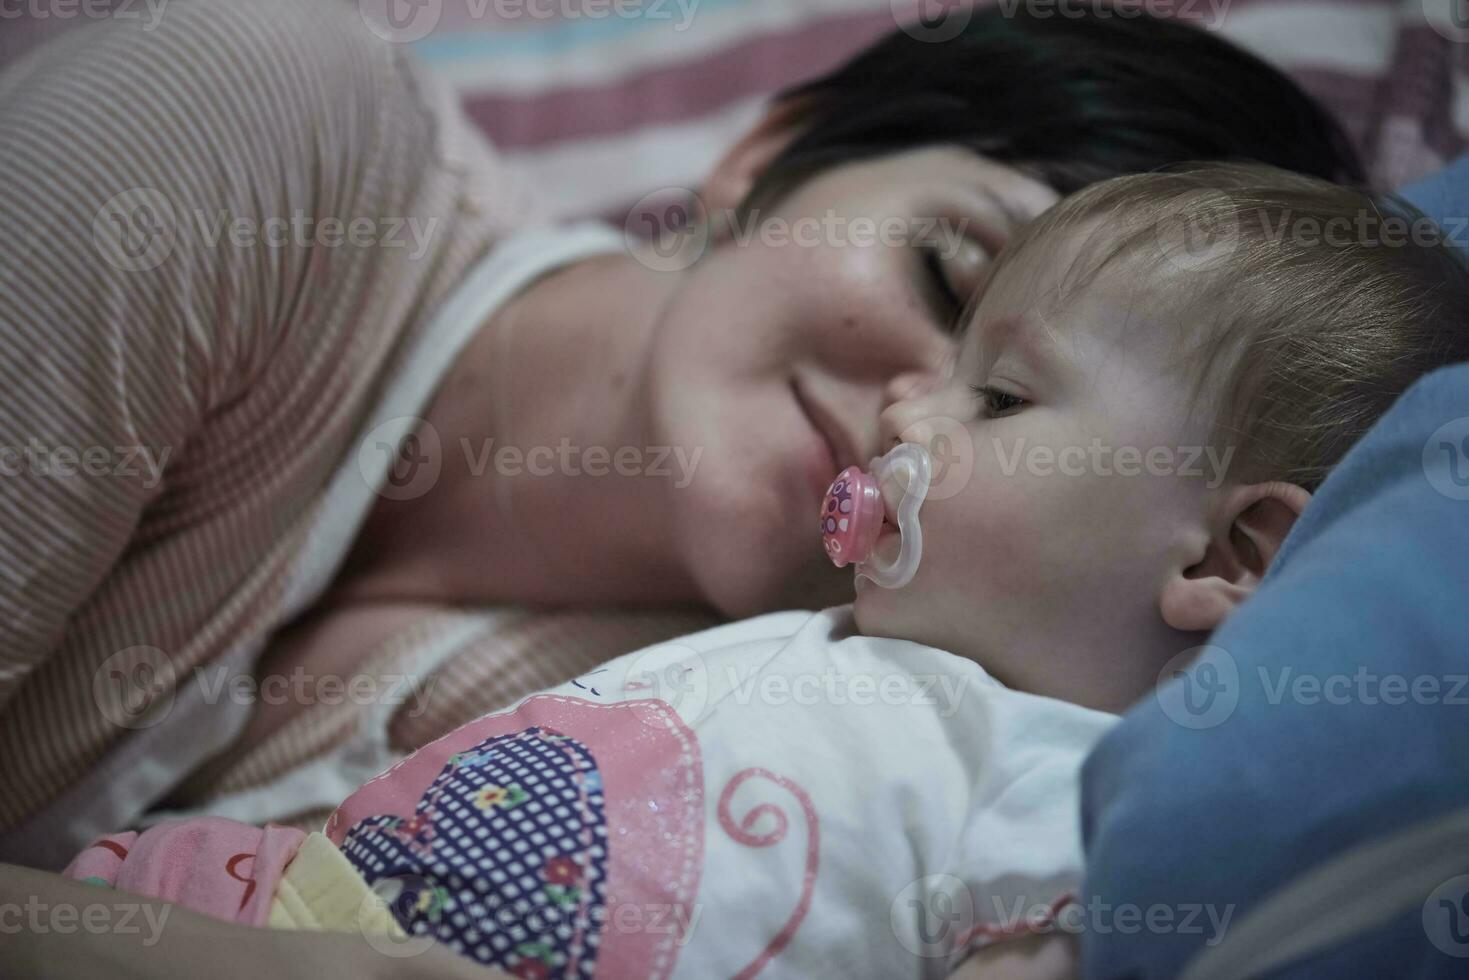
top-left (0, 0), bottom-right (551, 862)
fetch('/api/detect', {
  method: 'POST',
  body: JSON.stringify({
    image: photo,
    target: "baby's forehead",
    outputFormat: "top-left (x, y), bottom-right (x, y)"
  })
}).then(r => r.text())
top-left (960, 233), bottom-right (1117, 352)
top-left (961, 238), bottom-right (1224, 396)
top-left (963, 216), bottom-right (1211, 354)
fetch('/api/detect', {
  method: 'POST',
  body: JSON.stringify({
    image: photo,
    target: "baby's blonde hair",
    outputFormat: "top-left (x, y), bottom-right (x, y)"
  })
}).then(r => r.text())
top-left (976, 162), bottom-right (1469, 490)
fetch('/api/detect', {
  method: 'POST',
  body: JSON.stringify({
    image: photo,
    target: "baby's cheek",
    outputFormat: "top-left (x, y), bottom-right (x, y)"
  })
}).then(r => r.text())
top-left (928, 474), bottom-right (1042, 598)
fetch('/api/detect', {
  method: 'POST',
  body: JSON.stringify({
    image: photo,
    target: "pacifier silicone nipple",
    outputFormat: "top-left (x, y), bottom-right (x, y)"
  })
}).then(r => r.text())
top-left (819, 442), bottom-right (932, 589)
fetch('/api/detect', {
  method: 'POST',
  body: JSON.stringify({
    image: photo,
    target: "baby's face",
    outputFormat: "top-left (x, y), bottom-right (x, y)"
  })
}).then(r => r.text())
top-left (854, 230), bottom-right (1226, 712)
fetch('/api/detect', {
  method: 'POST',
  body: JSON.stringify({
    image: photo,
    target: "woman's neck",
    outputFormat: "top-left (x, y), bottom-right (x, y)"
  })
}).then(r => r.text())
top-left (333, 249), bottom-right (704, 609)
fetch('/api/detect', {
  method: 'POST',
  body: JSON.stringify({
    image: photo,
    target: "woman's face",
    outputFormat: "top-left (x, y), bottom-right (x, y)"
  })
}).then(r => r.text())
top-left (644, 146), bottom-right (1059, 616)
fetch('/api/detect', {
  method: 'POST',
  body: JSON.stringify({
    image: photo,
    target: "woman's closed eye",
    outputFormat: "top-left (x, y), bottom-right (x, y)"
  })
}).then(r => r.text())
top-left (969, 383), bottom-right (1026, 418)
top-left (919, 240), bottom-right (988, 334)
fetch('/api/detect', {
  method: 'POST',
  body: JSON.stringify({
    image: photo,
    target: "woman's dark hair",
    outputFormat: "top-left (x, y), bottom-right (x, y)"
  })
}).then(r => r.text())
top-left (739, 6), bottom-right (1366, 217)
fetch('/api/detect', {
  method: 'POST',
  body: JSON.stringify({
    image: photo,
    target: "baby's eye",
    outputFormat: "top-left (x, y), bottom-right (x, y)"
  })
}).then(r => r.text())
top-left (969, 384), bottom-right (1026, 417)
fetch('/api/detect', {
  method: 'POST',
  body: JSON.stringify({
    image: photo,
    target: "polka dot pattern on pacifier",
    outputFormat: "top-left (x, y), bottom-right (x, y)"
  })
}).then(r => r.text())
top-left (821, 465), bottom-right (879, 567)
top-left (821, 473), bottom-right (854, 556)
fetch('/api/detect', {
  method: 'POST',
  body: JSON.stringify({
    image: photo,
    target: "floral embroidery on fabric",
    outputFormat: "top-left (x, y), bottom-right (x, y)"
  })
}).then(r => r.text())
top-left (341, 727), bottom-right (609, 978)
top-left (473, 783), bottom-right (529, 811)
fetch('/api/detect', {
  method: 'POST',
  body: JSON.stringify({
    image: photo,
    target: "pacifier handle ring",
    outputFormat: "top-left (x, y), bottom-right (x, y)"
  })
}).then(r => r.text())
top-left (856, 444), bottom-right (931, 589)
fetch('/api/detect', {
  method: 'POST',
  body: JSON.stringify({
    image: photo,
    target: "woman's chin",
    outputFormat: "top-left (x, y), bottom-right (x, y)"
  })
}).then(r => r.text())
top-left (674, 468), bottom-right (847, 616)
top-left (703, 551), bottom-right (853, 618)
top-left (681, 517), bottom-right (804, 617)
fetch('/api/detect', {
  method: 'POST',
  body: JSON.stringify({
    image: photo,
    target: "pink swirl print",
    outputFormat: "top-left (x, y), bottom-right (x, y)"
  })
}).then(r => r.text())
top-left (717, 768), bottom-right (821, 979)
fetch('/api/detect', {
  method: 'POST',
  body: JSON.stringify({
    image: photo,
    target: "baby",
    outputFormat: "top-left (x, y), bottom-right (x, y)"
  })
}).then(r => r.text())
top-left (64, 164), bottom-right (1469, 979)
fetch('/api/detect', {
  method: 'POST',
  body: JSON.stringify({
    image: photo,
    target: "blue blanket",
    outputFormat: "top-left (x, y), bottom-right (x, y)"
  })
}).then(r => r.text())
top-left (1079, 159), bottom-right (1469, 977)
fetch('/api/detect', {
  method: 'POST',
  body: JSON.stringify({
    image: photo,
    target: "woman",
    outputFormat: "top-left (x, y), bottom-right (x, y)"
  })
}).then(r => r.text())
top-left (0, 0), bottom-right (1358, 883)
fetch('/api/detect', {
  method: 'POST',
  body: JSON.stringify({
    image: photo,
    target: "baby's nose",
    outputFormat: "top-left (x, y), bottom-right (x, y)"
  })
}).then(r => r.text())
top-left (879, 379), bottom-right (968, 450)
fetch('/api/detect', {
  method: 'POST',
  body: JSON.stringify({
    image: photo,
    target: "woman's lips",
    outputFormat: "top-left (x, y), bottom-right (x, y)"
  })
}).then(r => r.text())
top-left (792, 381), bottom-right (842, 498)
top-left (792, 378), bottom-right (859, 472)
top-left (802, 424), bottom-right (837, 499)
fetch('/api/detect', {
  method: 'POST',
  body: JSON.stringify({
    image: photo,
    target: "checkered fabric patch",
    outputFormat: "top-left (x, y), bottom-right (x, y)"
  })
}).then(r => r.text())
top-left (341, 727), bottom-right (609, 978)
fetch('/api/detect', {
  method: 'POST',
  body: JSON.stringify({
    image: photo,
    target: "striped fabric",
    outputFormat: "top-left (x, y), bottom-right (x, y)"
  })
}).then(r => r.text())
top-left (6, 1), bottom-right (1467, 210)
top-left (399, 0), bottom-right (1469, 217)
top-left (162, 606), bottom-right (719, 829)
top-left (0, 0), bottom-right (553, 859)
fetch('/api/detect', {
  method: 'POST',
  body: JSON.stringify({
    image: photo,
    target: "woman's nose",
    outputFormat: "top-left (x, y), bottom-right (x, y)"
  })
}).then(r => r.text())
top-left (878, 370), bottom-right (948, 442)
top-left (882, 370), bottom-right (934, 409)
top-left (879, 391), bottom-right (934, 449)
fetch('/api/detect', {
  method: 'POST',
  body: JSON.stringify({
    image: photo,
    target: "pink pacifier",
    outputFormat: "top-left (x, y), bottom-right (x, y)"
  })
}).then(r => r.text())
top-left (820, 442), bottom-right (932, 589)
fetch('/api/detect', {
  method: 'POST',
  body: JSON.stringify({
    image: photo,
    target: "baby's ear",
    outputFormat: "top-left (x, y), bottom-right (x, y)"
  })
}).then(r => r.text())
top-left (1159, 481), bottom-right (1312, 634)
